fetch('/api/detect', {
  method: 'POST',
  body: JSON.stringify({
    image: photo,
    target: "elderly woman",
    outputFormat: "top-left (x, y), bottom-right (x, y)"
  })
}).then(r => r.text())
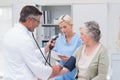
top-left (53, 15), bottom-right (82, 80)
top-left (54, 21), bottom-right (109, 80)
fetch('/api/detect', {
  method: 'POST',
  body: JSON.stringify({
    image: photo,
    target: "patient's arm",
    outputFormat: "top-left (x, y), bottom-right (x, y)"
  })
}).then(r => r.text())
top-left (58, 55), bottom-right (69, 62)
top-left (49, 56), bottom-right (76, 79)
top-left (49, 67), bottom-right (69, 79)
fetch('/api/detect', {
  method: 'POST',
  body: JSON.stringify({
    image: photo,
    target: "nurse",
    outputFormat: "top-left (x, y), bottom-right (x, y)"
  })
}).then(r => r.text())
top-left (54, 15), bottom-right (82, 80)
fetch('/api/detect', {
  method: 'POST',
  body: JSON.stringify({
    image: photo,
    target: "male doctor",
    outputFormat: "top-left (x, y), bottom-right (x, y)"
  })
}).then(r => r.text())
top-left (3, 5), bottom-right (62, 80)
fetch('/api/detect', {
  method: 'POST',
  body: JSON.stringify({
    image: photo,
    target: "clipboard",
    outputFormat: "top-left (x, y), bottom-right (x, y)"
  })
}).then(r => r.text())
top-left (51, 51), bottom-right (64, 60)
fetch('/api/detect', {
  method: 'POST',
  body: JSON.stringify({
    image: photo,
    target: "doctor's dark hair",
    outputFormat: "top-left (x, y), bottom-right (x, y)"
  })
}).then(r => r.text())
top-left (84, 21), bottom-right (101, 42)
top-left (19, 5), bottom-right (42, 22)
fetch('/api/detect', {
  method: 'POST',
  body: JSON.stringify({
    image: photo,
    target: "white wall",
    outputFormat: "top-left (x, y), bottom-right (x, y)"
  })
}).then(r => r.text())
top-left (0, 0), bottom-right (13, 6)
top-left (72, 4), bottom-right (108, 47)
top-left (108, 3), bottom-right (120, 53)
top-left (1, 0), bottom-right (120, 6)
top-left (13, 0), bottom-right (39, 24)
top-left (0, 7), bottom-right (12, 79)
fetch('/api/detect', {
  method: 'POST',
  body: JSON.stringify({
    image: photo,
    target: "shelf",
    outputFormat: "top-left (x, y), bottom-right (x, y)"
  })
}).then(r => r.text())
top-left (36, 5), bottom-right (71, 47)
top-left (42, 24), bottom-right (58, 27)
top-left (42, 40), bottom-right (49, 47)
top-left (111, 53), bottom-right (120, 61)
top-left (42, 39), bottom-right (49, 41)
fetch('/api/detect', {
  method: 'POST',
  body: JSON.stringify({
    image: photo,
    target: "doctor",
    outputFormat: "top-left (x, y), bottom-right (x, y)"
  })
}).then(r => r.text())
top-left (3, 5), bottom-right (62, 80)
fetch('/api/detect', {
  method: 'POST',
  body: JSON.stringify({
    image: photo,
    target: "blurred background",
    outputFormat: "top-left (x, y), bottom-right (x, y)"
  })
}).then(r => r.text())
top-left (0, 0), bottom-right (120, 80)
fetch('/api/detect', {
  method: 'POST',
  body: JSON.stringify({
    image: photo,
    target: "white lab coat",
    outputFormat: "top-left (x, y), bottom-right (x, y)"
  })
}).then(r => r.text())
top-left (3, 23), bottom-right (52, 80)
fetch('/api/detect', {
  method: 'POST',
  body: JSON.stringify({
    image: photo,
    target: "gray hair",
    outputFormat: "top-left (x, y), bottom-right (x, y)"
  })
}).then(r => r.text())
top-left (19, 5), bottom-right (42, 22)
top-left (84, 21), bottom-right (101, 42)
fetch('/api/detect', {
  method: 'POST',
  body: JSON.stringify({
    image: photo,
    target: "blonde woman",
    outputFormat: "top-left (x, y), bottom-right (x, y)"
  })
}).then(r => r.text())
top-left (53, 15), bottom-right (82, 80)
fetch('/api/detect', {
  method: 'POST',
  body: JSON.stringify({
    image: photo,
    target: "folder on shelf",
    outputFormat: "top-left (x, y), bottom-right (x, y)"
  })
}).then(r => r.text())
top-left (43, 11), bottom-right (51, 24)
top-left (50, 27), bottom-right (55, 38)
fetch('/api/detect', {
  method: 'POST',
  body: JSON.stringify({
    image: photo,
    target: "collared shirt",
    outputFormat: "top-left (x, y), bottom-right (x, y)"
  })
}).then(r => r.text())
top-left (3, 23), bottom-right (52, 80)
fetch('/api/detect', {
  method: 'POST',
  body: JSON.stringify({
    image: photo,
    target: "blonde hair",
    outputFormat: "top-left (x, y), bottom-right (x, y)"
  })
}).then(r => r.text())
top-left (58, 15), bottom-right (73, 26)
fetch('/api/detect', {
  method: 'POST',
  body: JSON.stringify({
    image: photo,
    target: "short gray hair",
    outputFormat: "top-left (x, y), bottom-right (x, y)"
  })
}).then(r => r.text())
top-left (19, 5), bottom-right (42, 22)
top-left (84, 21), bottom-right (101, 42)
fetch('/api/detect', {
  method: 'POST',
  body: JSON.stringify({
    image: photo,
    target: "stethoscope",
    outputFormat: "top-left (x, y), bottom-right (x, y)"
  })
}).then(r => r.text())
top-left (32, 32), bottom-right (58, 67)
top-left (30, 18), bottom-right (59, 67)
top-left (32, 32), bottom-right (52, 67)
top-left (28, 19), bottom-right (52, 67)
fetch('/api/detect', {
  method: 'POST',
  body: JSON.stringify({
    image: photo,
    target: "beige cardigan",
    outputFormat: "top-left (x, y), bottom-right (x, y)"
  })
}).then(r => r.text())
top-left (73, 44), bottom-right (109, 80)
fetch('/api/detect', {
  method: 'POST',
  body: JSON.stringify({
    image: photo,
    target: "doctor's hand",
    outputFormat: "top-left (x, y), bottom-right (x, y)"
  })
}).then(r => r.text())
top-left (48, 65), bottom-right (63, 79)
top-left (52, 65), bottom-right (63, 75)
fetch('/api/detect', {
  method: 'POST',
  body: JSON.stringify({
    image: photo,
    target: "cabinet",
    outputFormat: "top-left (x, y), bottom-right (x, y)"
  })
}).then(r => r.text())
top-left (110, 53), bottom-right (120, 80)
top-left (36, 5), bottom-right (71, 47)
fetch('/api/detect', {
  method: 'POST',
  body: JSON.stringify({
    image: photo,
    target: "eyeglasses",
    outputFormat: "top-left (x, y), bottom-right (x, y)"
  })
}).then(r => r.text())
top-left (32, 18), bottom-right (40, 23)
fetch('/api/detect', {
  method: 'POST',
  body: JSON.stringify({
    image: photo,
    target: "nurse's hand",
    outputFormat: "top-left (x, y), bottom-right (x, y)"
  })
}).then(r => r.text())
top-left (58, 55), bottom-right (69, 62)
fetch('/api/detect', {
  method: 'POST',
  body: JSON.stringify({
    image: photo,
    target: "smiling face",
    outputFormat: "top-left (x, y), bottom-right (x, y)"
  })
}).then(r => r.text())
top-left (59, 22), bottom-right (72, 36)
top-left (80, 28), bottom-right (88, 44)
top-left (32, 15), bottom-right (41, 29)
top-left (26, 15), bottom-right (41, 32)
top-left (79, 24), bottom-right (92, 44)
top-left (58, 15), bottom-right (73, 36)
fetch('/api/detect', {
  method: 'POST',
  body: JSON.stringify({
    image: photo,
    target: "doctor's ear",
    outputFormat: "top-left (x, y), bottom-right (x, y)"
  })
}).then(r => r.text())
top-left (27, 18), bottom-right (34, 26)
top-left (26, 17), bottom-right (33, 22)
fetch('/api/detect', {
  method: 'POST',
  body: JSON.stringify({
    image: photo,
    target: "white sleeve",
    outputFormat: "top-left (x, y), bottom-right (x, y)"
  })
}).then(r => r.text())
top-left (19, 40), bottom-right (52, 80)
top-left (35, 48), bottom-right (48, 63)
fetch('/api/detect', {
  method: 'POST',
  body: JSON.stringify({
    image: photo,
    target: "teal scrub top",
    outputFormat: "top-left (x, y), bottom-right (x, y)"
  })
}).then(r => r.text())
top-left (54, 33), bottom-right (82, 80)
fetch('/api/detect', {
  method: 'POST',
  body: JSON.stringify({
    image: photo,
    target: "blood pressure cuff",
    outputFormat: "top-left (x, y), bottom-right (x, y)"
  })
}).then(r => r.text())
top-left (63, 56), bottom-right (76, 71)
